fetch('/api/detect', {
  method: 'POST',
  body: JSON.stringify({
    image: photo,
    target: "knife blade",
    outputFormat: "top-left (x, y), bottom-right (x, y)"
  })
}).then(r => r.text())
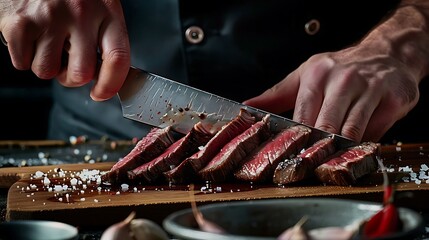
top-left (118, 67), bottom-right (356, 149)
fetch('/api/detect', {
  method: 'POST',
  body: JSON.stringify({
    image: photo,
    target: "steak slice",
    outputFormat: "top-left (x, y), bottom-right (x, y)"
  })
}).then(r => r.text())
top-left (164, 108), bottom-right (255, 183)
top-left (103, 126), bottom-right (174, 183)
top-left (314, 142), bottom-right (379, 186)
top-left (273, 136), bottom-right (336, 184)
top-left (127, 122), bottom-right (214, 183)
top-left (234, 125), bottom-right (311, 183)
top-left (199, 114), bottom-right (272, 182)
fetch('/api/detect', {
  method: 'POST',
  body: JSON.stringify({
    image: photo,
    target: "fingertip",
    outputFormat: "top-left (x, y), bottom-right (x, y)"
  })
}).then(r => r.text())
top-left (90, 83), bottom-right (121, 101)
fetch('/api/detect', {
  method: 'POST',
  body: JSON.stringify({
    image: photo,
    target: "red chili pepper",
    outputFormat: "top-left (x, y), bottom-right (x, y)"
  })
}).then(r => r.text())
top-left (363, 160), bottom-right (402, 239)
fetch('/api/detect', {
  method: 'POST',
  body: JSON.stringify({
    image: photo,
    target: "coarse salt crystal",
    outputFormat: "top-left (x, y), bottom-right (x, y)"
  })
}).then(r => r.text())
top-left (121, 184), bottom-right (129, 191)
top-left (399, 166), bottom-right (413, 172)
top-left (34, 171), bottom-right (44, 178)
top-left (54, 185), bottom-right (63, 193)
top-left (70, 178), bottom-right (77, 186)
top-left (43, 177), bottom-right (51, 186)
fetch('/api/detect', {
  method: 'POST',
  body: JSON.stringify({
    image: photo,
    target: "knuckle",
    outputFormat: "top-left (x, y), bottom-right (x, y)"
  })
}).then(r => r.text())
top-left (11, 58), bottom-right (31, 70)
top-left (67, 67), bottom-right (94, 85)
top-left (67, 0), bottom-right (89, 18)
top-left (340, 124), bottom-right (363, 142)
top-left (317, 122), bottom-right (340, 135)
top-left (32, 62), bottom-right (58, 79)
top-left (104, 48), bottom-right (130, 66)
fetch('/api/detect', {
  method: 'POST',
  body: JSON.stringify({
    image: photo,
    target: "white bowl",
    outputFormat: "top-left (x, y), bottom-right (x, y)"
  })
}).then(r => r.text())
top-left (163, 198), bottom-right (424, 240)
top-left (0, 220), bottom-right (78, 240)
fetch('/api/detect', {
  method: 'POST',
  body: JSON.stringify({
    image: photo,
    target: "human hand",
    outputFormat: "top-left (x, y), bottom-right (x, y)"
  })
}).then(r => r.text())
top-left (243, 46), bottom-right (420, 142)
top-left (0, 0), bottom-right (130, 101)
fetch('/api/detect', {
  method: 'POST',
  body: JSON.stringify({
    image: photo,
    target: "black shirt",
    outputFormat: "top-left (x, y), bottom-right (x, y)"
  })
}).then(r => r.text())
top-left (50, 0), bottom-right (419, 144)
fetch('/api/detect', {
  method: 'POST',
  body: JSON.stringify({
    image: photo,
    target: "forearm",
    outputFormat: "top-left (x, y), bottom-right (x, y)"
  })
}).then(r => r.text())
top-left (359, 0), bottom-right (429, 82)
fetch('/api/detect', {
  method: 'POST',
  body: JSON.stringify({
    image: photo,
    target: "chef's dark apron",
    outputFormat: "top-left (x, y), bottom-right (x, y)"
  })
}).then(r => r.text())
top-left (50, 0), bottom-right (415, 143)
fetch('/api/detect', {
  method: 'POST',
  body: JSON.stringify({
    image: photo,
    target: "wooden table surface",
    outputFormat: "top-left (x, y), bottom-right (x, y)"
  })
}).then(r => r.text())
top-left (2, 141), bottom-right (429, 228)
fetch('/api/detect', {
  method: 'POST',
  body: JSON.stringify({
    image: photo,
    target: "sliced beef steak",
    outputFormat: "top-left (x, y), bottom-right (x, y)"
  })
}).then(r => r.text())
top-left (199, 114), bottom-right (272, 182)
top-left (104, 127), bottom-right (174, 183)
top-left (234, 125), bottom-right (311, 183)
top-left (273, 136), bottom-right (336, 184)
top-left (314, 142), bottom-right (379, 186)
top-left (164, 108), bottom-right (255, 183)
top-left (127, 122), bottom-right (214, 183)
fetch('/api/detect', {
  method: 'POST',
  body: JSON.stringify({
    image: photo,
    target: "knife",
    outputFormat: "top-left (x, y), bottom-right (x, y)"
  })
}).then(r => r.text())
top-left (118, 67), bottom-right (356, 149)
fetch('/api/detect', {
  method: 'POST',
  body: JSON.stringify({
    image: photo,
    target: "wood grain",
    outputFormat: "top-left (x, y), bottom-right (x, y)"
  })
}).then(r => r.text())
top-left (4, 142), bottom-right (429, 227)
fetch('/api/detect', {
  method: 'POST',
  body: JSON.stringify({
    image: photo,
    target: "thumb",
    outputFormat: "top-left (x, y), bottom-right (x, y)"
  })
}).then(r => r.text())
top-left (243, 70), bottom-right (300, 114)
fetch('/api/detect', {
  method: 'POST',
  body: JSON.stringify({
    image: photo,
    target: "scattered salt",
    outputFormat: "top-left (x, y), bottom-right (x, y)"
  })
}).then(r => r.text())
top-left (70, 178), bottom-right (77, 186)
top-left (38, 152), bottom-right (45, 159)
top-left (34, 171), bottom-right (44, 179)
top-left (54, 185), bottom-right (63, 193)
top-left (121, 184), bottom-right (129, 192)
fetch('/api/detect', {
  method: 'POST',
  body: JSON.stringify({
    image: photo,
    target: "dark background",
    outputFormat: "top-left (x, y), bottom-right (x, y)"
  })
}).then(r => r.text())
top-left (0, 45), bottom-right (52, 140)
top-left (1, 44), bottom-right (428, 144)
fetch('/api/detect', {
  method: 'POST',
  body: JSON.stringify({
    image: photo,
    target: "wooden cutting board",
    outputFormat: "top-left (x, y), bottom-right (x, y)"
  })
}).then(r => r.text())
top-left (5, 143), bottom-right (429, 227)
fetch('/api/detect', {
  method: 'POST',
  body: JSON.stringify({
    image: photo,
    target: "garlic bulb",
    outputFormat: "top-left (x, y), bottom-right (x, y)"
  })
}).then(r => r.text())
top-left (100, 212), bottom-right (135, 240)
top-left (100, 211), bottom-right (169, 240)
top-left (129, 218), bottom-right (169, 240)
top-left (277, 216), bottom-right (311, 240)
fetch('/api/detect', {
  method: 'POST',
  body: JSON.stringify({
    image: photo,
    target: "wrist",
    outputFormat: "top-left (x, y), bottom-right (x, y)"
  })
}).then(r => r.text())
top-left (361, 4), bottom-right (429, 82)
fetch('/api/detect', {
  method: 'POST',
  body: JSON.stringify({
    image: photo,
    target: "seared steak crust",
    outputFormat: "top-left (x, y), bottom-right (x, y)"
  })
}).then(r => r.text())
top-left (104, 127), bottom-right (174, 183)
top-left (164, 108), bottom-right (255, 183)
top-left (128, 122), bottom-right (214, 183)
top-left (273, 136), bottom-right (336, 184)
top-left (199, 114), bottom-right (272, 182)
top-left (314, 142), bottom-right (379, 186)
top-left (234, 125), bottom-right (311, 183)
